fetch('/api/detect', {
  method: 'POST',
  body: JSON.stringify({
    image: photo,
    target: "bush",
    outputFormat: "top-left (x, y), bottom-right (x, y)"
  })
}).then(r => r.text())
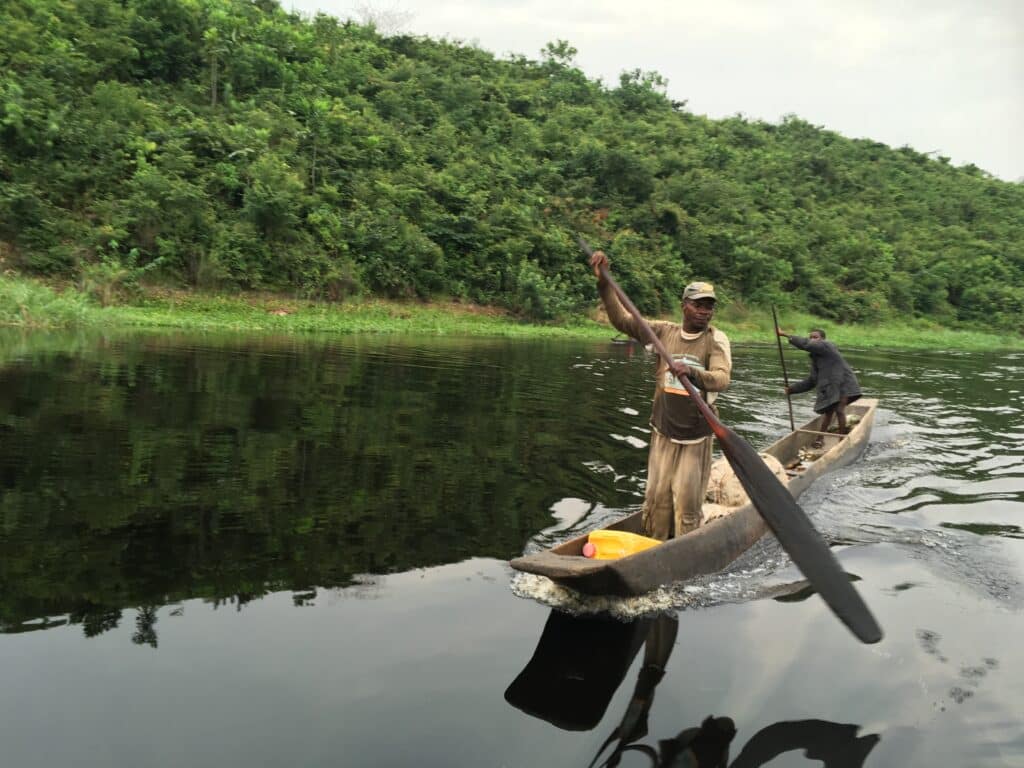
top-left (509, 260), bottom-right (575, 321)
top-left (0, 276), bottom-right (93, 327)
top-left (78, 241), bottom-right (163, 306)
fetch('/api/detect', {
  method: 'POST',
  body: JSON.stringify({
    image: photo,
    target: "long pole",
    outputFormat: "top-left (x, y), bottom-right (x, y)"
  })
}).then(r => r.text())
top-left (772, 305), bottom-right (796, 432)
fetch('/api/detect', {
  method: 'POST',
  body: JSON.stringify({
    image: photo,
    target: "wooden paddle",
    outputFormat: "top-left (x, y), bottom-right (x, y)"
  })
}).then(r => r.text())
top-left (772, 305), bottom-right (796, 431)
top-left (580, 238), bottom-right (882, 644)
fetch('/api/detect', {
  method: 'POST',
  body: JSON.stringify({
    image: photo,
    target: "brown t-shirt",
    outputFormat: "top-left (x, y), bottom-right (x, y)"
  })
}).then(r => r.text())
top-left (598, 281), bottom-right (732, 442)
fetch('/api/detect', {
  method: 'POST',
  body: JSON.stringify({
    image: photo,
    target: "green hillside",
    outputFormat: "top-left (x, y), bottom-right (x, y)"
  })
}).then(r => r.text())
top-left (1, 0), bottom-right (1022, 331)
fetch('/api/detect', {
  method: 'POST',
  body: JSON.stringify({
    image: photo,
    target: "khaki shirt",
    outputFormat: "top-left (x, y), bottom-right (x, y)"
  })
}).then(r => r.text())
top-left (598, 281), bottom-right (732, 442)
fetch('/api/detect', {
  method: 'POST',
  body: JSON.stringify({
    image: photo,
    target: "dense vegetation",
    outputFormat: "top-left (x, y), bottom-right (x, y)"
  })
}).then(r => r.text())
top-left (2, 0), bottom-right (1022, 331)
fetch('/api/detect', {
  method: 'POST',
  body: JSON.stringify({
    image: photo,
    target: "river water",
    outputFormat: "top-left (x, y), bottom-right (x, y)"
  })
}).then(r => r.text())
top-left (0, 330), bottom-right (1021, 767)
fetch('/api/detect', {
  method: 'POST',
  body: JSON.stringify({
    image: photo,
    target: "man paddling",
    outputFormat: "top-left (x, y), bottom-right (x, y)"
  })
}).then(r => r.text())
top-left (590, 250), bottom-right (732, 539)
top-left (777, 328), bottom-right (862, 445)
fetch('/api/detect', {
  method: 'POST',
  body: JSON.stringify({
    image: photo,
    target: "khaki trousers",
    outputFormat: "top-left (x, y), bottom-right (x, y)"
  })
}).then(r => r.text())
top-left (641, 431), bottom-right (713, 540)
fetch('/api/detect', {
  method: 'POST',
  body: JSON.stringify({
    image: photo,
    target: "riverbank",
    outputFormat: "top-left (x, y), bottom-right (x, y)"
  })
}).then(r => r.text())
top-left (2, 275), bottom-right (1021, 350)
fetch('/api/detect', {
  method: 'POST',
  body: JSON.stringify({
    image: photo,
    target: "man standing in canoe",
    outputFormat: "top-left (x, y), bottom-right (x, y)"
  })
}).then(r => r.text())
top-left (777, 328), bottom-right (861, 443)
top-left (590, 250), bottom-right (732, 540)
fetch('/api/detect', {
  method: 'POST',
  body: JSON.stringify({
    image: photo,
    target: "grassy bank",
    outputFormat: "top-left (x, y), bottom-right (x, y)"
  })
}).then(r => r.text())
top-left (2, 275), bottom-right (1021, 350)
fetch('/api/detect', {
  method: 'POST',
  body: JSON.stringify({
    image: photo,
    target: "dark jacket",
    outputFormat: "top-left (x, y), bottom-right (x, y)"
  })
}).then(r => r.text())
top-left (787, 336), bottom-right (861, 413)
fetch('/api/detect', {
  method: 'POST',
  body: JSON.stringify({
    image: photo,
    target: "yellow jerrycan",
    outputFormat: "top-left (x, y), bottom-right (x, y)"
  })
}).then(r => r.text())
top-left (582, 529), bottom-right (661, 560)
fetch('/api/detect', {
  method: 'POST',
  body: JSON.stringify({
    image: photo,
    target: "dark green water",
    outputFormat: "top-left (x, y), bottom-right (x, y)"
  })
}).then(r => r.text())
top-left (1, 330), bottom-right (1022, 767)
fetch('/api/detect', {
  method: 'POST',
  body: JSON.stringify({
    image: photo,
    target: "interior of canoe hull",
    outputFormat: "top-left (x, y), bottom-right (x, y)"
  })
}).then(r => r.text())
top-left (529, 399), bottom-right (875, 561)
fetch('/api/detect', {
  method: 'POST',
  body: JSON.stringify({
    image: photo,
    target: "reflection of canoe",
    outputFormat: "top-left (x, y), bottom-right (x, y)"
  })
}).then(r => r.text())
top-left (503, 611), bottom-right (650, 730)
top-left (506, 610), bottom-right (878, 767)
top-left (510, 398), bottom-right (877, 597)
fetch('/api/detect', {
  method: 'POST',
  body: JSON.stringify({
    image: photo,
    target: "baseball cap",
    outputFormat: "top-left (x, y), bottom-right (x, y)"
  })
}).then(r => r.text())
top-left (682, 281), bottom-right (717, 301)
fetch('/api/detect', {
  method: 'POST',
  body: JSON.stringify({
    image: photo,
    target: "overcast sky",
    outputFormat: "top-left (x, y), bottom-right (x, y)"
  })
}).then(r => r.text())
top-left (284, 1), bottom-right (1024, 182)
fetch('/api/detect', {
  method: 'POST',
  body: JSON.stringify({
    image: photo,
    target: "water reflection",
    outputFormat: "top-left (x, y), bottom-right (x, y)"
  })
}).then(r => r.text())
top-left (0, 332), bottom-right (648, 636)
top-left (2, 331), bottom-right (1022, 641)
top-left (1, 332), bottom-right (1022, 766)
top-left (506, 610), bottom-right (879, 767)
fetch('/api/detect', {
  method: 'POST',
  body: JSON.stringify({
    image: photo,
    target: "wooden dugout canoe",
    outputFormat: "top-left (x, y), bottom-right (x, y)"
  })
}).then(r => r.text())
top-left (510, 398), bottom-right (877, 597)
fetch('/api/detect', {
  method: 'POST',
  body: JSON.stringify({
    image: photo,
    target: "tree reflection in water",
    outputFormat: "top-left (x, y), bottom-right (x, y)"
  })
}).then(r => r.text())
top-left (131, 605), bottom-right (159, 648)
top-left (506, 610), bottom-right (879, 767)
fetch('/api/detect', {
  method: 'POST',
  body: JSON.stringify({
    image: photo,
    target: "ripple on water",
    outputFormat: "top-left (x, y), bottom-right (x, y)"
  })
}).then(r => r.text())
top-left (609, 432), bottom-right (648, 449)
top-left (903, 528), bottom-right (1024, 609)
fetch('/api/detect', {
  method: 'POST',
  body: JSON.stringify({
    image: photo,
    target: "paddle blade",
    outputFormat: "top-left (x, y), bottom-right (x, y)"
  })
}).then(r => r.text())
top-left (717, 427), bottom-right (883, 644)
